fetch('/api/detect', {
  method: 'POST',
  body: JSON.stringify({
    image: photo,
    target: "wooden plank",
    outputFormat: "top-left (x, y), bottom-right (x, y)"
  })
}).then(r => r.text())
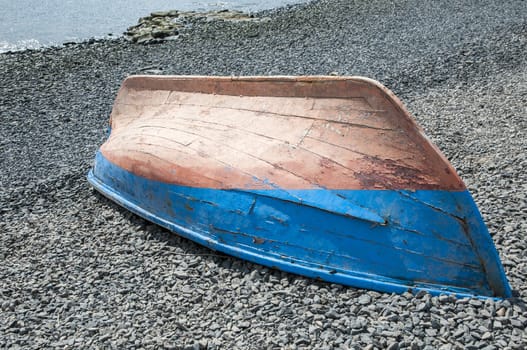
top-left (164, 91), bottom-right (391, 129)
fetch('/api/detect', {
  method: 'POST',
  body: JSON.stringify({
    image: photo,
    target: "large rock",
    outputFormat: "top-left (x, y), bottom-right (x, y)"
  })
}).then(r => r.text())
top-left (125, 9), bottom-right (267, 44)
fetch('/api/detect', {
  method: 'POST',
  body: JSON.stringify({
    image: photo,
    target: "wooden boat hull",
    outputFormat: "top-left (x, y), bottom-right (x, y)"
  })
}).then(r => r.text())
top-left (88, 75), bottom-right (511, 298)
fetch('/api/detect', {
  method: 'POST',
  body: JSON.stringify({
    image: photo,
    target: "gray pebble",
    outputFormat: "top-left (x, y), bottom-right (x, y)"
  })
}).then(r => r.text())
top-left (358, 294), bottom-right (372, 305)
top-left (1, 0), bottom-right (526, 349)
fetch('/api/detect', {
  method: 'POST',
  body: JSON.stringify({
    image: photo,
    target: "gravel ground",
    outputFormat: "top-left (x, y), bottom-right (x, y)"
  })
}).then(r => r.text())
top-left (1, 0), bottom-right (526, 348)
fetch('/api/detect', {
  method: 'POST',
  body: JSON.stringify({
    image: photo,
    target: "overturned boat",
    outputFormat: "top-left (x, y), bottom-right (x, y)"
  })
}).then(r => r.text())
top-left (88, 75), bottom-right (512, 298)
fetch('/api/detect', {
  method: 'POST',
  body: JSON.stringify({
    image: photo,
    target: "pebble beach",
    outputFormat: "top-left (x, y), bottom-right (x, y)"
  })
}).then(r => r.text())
top-left (1, 0), bottom-right (526, 348)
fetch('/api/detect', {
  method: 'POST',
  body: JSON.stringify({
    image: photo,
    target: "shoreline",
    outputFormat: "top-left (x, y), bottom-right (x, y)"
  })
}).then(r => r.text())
top-left (1, 0), bottom-right (526, 348)
top-left (0, 2), bottom-right (307, 54)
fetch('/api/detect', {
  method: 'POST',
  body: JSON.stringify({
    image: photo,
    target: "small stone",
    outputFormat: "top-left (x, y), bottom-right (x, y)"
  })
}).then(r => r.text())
top-left (325, 309), bottom-right (340, 319)
top-left (416, 302), bottom-right (430, 312)
top-left (387, 342), bottom-right (400, 350)
top-left (295, 338), bottom-right (310, 346)
top-left (173, 270), bottom-right (188, 279)
top-left (468, 299), bottom-right (482, 307)
top-left (415, 290), bottom-right (428, 298)
top-left (438, 295), bottom-right (451, 303)
top-left (163, 342), bottom-right (178, 350)
top-left (453, 328), bottom-right (465, 338)
top-left (496, 307), bottom-right (506, 317)
top-left (238, 321), bottom-right (250, 329)
top-left (358, 294), bottom-right (371, 305)
top-left (481, 346), bottom-right (496, 350)
top-left (425, 329), bottom-right (437, 337)
top-left (510, 319), bottom-right (523, 328)
top-left (350, 320), bottom-right (362, 329)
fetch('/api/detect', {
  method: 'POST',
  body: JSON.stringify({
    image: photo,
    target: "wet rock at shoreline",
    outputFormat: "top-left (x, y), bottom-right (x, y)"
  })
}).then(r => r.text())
top-left (125, 9), bottom-right (267, 44)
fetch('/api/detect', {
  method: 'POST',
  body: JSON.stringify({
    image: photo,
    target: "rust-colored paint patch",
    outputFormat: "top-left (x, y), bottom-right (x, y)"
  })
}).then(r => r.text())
top-left (102, 75), bottom-right (465, 191)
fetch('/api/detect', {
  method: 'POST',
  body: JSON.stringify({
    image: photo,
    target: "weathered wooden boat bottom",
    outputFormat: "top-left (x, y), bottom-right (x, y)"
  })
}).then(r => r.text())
top-left (88, 152), bottom-right (511, 298)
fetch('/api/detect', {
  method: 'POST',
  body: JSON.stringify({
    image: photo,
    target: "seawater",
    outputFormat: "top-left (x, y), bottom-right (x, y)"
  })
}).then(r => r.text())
top-left (0, 0), bottom-right (307, 53)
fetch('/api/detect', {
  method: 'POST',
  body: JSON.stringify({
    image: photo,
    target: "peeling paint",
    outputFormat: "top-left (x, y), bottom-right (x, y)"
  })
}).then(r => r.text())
top-left (89, 75), bottom-right (512, 299)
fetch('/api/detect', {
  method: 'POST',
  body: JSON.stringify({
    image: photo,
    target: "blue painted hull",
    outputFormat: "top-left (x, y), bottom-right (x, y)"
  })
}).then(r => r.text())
top-left (88, 152), bottom-right (511, 298)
